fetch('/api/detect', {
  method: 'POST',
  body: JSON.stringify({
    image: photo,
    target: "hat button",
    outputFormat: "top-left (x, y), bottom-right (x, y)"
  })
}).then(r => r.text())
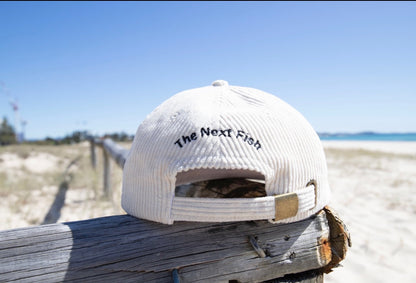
top-left (212, 80), bottom-right (229, 87)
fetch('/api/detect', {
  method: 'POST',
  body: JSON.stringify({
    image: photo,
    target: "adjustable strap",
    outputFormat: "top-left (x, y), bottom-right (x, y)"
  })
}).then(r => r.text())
top-left (171, 184), bottom-right (316, 222)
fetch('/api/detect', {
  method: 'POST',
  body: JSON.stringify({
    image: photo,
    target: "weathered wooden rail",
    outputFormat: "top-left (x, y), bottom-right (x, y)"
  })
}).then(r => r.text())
top-left (0, 139), bottom-right (350, 282)
top-left (90, 138), bottom-right (129, 197)
top-left (0, 208), bottom-right (348, 282)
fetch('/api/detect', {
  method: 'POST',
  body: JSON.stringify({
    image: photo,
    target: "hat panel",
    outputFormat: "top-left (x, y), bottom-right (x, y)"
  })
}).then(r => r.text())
top-left (122, 86), bottom-right (224, 223)
top-left (122, 81), bottom-right (331, 224)
top-left (218, 87), bottom-right (327, 194)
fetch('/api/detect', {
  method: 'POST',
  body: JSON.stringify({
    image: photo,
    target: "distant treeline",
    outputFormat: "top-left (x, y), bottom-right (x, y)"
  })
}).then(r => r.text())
top-left (0, 117), bottom-right (134, 146)
top-left (38, 131), bottom-right (135, 145)
top-left (0, 117), bottom-right (16, 145)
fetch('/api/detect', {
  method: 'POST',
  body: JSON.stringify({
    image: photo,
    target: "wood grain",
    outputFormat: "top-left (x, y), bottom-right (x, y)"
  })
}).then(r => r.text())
top-left (0, 211), bottom-right (332, 282)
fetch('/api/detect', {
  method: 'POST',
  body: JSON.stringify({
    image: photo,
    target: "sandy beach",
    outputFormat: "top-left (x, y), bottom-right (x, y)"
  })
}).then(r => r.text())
top-left (0, 142), bottom-right (125, 230)
top-left (323, 141), bottom-right (416, 282)
top-left (1, 140), bottom-right (415, 282)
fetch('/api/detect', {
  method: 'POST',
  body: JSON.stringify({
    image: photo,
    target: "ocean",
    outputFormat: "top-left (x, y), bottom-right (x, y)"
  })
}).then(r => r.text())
top-left (318, 133), bottom-right (416, 141)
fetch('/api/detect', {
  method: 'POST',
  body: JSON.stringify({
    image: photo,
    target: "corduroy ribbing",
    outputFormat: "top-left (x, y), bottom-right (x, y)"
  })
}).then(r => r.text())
top-left (121, 82), bottom-right (331, 224)
top-left (171, 184), bottom-right (315, 222)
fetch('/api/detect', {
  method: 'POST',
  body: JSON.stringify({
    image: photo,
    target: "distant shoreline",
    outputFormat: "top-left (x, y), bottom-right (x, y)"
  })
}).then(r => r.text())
top-left (318, 132), bottom-right (416, 141)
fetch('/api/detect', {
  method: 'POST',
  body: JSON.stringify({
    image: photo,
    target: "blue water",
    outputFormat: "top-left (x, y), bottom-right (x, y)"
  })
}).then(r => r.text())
top-left (318, 133), bottom-right (416, 141)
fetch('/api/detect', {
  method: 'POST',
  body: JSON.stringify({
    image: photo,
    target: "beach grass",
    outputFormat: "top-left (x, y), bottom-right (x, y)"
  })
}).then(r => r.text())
top-left (0, 142), bottom-right (125, 229)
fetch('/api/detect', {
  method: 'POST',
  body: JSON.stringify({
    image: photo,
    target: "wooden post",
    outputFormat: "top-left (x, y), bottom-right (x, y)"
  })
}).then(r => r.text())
top-left (102, 148), bottom-right (111, 198)
top-left (102, 138), bottom-right (129, 169)
top-left (89, 137), bottom-right (96, 169)
top-left (0, 208), bottom-right (350, 282)
top-left (93, 138), bottom-right (128, 199)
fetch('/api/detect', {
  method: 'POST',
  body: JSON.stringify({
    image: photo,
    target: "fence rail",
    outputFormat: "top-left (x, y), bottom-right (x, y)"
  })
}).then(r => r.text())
top-left (90, 138), bottom-right (129, 198)
top-left (0, 139), bottom-right (350, 282)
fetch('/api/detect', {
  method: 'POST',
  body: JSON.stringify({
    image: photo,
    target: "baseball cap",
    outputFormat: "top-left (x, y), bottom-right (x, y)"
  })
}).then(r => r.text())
top-left (122, 80), bottom-right (330, 224)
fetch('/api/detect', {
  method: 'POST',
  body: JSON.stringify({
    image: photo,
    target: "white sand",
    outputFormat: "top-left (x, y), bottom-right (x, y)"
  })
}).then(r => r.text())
top-left (0, 152), bottom-right (60, 173)
top-left (0, 152), bottom-right (63, 229)
top-left (0, 144), bottom-right (123, 230)
top-left (323, 140), bottom-right (416, 155)
top-left (323, 141), bottom-right (416, 282)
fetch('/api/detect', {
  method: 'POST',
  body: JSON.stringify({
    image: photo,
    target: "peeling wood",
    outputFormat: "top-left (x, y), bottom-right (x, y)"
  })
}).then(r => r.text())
top-left (322, 206), bottom-right (352, 274)
top-left (318, 237), bottom-right (332, 267)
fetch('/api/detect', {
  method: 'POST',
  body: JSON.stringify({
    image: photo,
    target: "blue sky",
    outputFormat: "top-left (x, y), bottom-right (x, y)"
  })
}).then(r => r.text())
top-left (1, 2), bottom-right (415, 140)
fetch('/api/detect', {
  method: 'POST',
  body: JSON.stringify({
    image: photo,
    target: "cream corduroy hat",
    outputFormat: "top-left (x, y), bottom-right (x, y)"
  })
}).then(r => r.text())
top-left (122, 80), bottom-right (330, 224)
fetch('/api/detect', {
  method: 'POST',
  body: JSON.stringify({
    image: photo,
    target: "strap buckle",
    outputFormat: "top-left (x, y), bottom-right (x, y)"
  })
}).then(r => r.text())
top-left (274, 192), bottom-right (299, 221)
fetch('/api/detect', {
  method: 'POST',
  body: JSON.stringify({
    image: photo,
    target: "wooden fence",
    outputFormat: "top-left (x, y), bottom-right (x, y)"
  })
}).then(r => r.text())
top-left (90, 138), bottom-right (129, 198)
top-left (0, 138), bottom-right (350, 282)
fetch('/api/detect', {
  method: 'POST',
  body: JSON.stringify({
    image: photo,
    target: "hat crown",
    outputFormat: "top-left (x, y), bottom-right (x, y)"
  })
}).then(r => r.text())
top-left (122, 82), bottom-right (330, 224)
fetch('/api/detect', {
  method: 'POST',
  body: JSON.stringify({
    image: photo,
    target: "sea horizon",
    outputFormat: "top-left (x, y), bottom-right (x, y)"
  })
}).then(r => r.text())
top-left (318, 132), bottom-right (416, 141)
